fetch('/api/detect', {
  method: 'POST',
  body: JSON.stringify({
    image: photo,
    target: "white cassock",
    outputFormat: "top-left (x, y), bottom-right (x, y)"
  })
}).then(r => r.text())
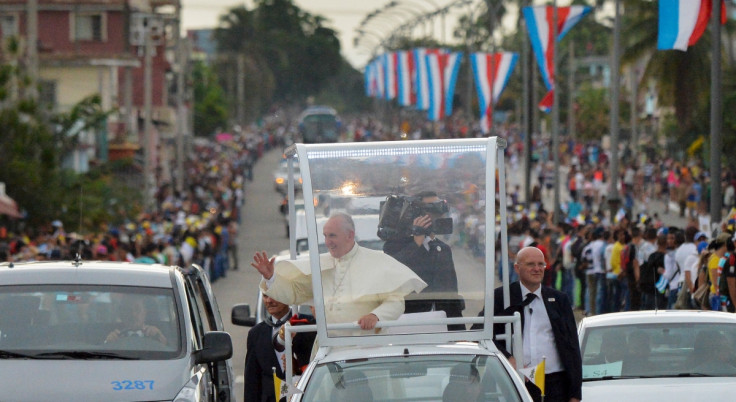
top-left (260, 243), bottom-right (427, 332)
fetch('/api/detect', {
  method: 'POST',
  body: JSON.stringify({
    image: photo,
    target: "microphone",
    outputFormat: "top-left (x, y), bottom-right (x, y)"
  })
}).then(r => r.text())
top-left (529, 308), bottom-right (533, 315)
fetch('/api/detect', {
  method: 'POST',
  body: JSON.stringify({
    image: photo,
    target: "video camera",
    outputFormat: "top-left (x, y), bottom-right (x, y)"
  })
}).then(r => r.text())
top-left (377, 195), bottom-right (453, 241)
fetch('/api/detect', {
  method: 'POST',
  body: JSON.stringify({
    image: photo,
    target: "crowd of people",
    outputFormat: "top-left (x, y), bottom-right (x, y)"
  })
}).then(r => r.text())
top-left (0, 125), bottom-right (291, 285)
top-left (4, 108), bottom-right (736, 313)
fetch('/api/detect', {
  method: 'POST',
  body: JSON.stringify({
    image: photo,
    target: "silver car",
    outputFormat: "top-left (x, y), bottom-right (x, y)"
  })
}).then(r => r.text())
top-left (0, 260), bottom-right (234, 402)
top-left (578, 310), bottom-right (736, 401)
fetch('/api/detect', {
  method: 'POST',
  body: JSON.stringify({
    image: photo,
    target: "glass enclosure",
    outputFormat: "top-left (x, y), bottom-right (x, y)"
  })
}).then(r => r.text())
top-left (280, 139), bottom-right (503, 343)
top-left (0, 285), bottom-right (181, 359)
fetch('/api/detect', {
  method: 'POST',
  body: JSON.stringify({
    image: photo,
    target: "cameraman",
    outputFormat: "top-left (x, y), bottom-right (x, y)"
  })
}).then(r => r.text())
top-left (383, 191), bottom-right (465, 331)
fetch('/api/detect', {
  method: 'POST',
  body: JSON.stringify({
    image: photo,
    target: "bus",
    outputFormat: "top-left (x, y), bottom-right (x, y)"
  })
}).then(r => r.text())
top-left (297, 106), bottom-right (341, 143)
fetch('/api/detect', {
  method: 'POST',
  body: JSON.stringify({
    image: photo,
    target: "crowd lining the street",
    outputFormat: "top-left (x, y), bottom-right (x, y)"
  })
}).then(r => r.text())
top-left (3, 111), bottom-right (736, 313)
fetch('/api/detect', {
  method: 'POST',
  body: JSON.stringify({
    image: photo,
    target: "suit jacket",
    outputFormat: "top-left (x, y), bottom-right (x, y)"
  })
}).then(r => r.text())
top-left (384, 237), bottom-right (465, 330)
top-left (473, 282), bottom-right (582, 401)
top-left (243, 315), bottom-right (316, 402)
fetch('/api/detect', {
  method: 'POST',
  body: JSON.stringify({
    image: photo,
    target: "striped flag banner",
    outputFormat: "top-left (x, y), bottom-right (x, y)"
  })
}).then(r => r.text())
top-left (383, 52), bottom-right (398, 100)
top-left (364, 60), bottom-right (378, 97)
top-left (426, 49), bottom-right (463, 121)
top-left (414, 48), bottom-right (430, 110)
top-left (523, 5), bottom-right (591, 113)
top-left (397, 50), bottom-right (416, 106)
top-left (471, 52), bottom-right (518, 134)
top-left (658, 0), bottom-right (726, 51)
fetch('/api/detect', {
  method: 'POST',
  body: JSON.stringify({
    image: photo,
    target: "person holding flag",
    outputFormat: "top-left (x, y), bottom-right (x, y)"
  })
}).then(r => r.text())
top-left (244, 294), bottom-right (315, 402)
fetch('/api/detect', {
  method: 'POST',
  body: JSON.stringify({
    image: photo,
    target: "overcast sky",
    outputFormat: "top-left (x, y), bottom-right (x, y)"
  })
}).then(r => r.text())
top-left (180, 0), bottom-right (486, 69)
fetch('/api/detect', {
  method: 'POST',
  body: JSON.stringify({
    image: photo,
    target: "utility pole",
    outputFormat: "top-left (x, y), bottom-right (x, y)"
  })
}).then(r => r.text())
top-left (630, 67), bottom-right (638, 161)
top-left (710, 1), bottom-right (723, 224)
top-left (175, 3), bottom-right (185, 194)
top-left (27, 0), bottom-right (38, 99)
top-left (237, 53), bottom-right (246, 127)
top-left (486, 0), bottom-right (497, 136)
top-left (552, 0), bottom-right (561, 222)
top-left (522, 0), bottom-right (532, 209)
top-left (568, 39), bottom-right (576, 140)
top-left (608, 0), bottom-right (621, 220)
top-left (143, 17), bottom-right (154, 210)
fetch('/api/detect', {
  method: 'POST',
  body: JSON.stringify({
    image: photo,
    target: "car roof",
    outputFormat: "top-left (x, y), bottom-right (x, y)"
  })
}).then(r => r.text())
top-left (0, 260), bottom-right (175, 288)
top-left (579, 310), bottom-right (736, 328)
top-left (313, 342), bottom-right (500, 364)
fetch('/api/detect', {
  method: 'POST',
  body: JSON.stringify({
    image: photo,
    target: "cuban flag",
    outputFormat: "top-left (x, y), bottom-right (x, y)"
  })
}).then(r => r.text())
top-left (471, 52), bottom-right (519, 134)
top-left (658, 0), bottom-right (726, 51)
top-left (426, 49), bottom-right (463, 121)
top-left (414, 48), bottom-right (430, 110)
top-left (397, 50), bottom-right (416, 106)
top-left (523, 5), bottom-right (591, 113)
top-left (383, 52), bottom-right (399, 100)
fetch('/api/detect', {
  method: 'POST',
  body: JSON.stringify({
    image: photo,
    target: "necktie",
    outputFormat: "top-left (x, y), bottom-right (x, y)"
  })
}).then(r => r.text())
top-left (522, 292), bottom-right (537, 307)
top-left (520, 293), bottom-right (536, 331)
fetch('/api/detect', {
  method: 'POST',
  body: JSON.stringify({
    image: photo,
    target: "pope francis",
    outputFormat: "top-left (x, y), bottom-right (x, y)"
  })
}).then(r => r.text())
top-left (252, 212), bottom-right (427, 332)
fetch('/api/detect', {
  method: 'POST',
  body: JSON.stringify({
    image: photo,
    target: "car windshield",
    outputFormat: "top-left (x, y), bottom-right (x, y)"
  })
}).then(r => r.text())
top-left (0, 285), bottom-right (181, 359)
top-left (301, 354), bottom-right (522, 402)
top-left (581, 322), bottom-right (736, 379)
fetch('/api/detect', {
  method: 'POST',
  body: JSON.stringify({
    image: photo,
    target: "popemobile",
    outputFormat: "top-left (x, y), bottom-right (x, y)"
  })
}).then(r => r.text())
top-left (254, 137), bottom-right (534, 401)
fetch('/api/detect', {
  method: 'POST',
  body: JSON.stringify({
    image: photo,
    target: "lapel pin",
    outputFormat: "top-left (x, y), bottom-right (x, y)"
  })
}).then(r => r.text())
top-left (548, 298), bottom-right (555, 302)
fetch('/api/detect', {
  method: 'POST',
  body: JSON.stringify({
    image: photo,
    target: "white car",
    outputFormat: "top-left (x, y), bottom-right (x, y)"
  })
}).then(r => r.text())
top-left (578, 310), bottom-right (736, 401)
top-left (0, 260), bottom-right (235, 402)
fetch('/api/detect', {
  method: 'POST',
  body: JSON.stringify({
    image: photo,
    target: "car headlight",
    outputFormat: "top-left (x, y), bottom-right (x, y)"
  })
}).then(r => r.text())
top-left (173, 372), bottom-right (205, 402)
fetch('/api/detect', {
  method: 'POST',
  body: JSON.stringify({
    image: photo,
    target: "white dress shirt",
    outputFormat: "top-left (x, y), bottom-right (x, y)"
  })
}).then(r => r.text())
top-left (521, 284), bottom-right (564, 373)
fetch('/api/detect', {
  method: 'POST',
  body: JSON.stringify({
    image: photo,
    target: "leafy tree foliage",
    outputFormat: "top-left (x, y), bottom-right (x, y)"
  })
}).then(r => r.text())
top-left (0, 48), bottom-right (141, 230)
top-left (213, 0), bottom-right (344, 119)
top-left (191, 60), bottom-right (229, 137)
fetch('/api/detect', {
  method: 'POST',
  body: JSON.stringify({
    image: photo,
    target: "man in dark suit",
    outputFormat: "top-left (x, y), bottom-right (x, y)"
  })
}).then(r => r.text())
top-left (383, 191), bottom-right (464, 330)
top-left (473, 246), bottom-right (582, 402)
top-left (244, 294), bottom-right (316, 402)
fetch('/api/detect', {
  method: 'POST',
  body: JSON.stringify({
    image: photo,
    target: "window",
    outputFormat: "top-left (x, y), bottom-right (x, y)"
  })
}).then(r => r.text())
top-left (73, 13), bottom-right (105, 42)
top-left (0, 14), bottom-right (18, 38)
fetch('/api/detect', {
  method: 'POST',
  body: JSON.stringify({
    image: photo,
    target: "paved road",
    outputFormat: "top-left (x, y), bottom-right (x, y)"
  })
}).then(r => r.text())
top-left (211, 148), bottom-right (288, 402)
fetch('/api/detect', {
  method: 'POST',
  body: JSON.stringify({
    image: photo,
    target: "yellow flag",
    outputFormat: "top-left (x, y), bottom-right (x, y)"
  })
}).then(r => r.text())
top-left (273, 368), bottom-right (282, 400)
top-left (533, 359), bottom-right (545, 396)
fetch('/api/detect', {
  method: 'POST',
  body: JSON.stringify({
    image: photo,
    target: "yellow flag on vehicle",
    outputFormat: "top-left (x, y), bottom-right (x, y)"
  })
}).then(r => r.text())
top-left (273, 367), bottom-right (282, 400)
top-left (532, 358), bottom-right (545, 396)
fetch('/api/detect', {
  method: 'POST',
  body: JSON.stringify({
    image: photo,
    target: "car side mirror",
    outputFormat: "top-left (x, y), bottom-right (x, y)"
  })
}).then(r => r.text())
top-left (194, 331), bottom-right (233, 364)
top-left (231, 303), bottom-right (256, 327)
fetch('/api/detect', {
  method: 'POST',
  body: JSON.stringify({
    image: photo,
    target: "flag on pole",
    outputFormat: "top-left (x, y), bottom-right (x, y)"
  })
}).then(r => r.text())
top-left (658, 0), bottom-right (726, 51)
top-left (383, 52), bottom-right (398, 100)
top-left (272, 367), bottom-right (284, 400)
top-left (523, 5), bottom-right (592, 113)
top-left (518, 357), bottom-right (546, 396)
top-left (470, 52), bottom-right (518, 134)
top-left (533, 358), bottom-right (546, 396)
top-left (426, 49), bottom-right (463, 121)
top-left (397, 50), bottom-right (416, 106)
top-left (414, 48), bottom-right (430, 110)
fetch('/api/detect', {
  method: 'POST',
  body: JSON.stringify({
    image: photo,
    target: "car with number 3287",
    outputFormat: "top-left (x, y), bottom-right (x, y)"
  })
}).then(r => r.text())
top-left (0, 260), bottom-right (235, 402)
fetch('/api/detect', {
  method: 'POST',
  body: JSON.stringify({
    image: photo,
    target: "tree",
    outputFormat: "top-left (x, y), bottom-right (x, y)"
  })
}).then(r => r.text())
top-left (213, 0), bottom-right (344, 120)
top-left (0, 45), bottom-right (142, 230)
top-left (191, 60), bottom-right (229, 137)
